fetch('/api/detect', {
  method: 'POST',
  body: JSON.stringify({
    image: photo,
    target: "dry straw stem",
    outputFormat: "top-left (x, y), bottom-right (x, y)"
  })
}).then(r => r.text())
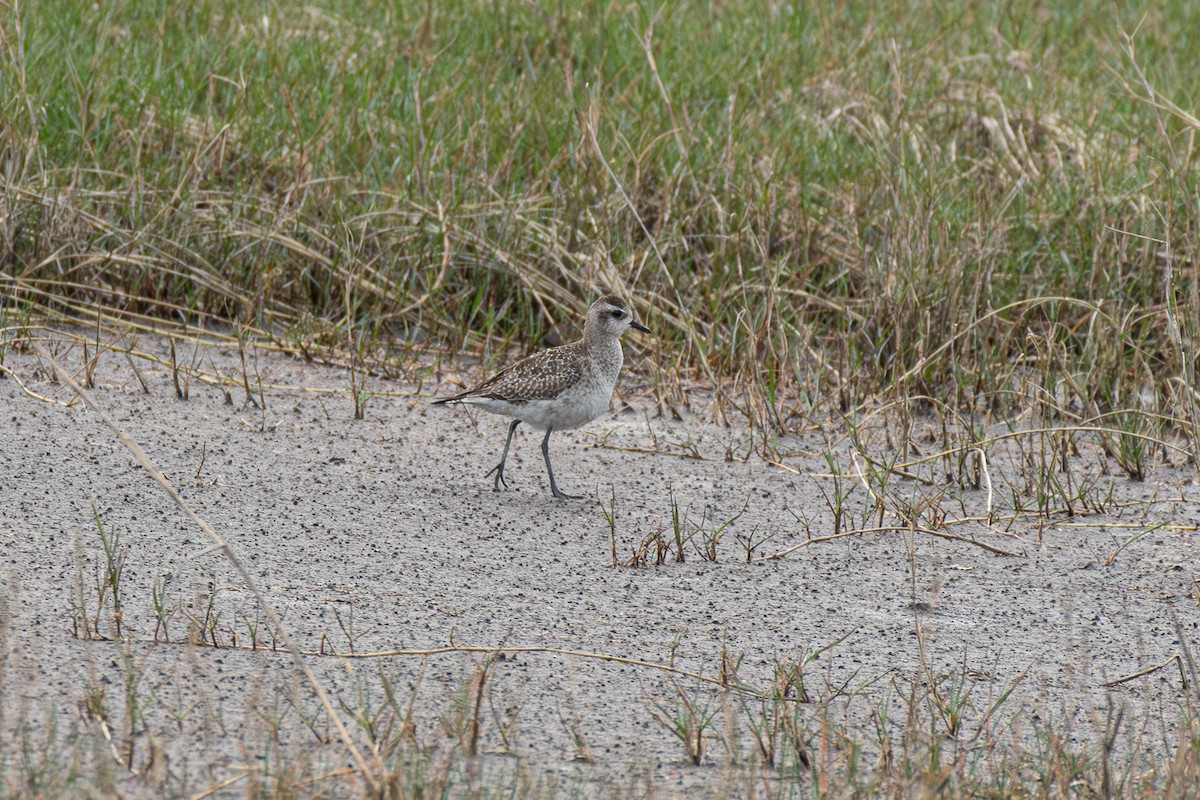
top-left (13, 328), bottom-right (407, 401)
top-left (785, 423), bottom-right (1188, 484)
top-left (761, 524), bottom-right (1021, 561)
top-left (1102, 653), bottom-right (1191, 690)
top-left (34, 343), bottom-right (380, 793)
top-left (114, 631), bottom-right (855, 710)
top-left (127, 640), bottom-right (785, 701)
top-left (886, 296), bottom-right (1154, 403)
top-left (0, 359), bottom-right (77, 407)
top-left (1062, 521), bottom-right (1198, 531)
top-left (583, 93), bottom-right (723, 396)
top-left (91, 708), bottom-right (131, 774)
top-left (1108, 26), bottom-right (1200, 138)
top-left (3, 266), bottom-right (402, 382)
top-left (340, 643), bottom-right (782, 695)
top-left (186, 769), bottom-right (252, 800)
top-left (914, 498), bottom-right (1189, 536)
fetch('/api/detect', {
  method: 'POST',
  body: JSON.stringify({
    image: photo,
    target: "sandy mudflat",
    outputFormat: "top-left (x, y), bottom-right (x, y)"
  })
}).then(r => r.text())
top-left (2, 332), bottom-right (1199, 797)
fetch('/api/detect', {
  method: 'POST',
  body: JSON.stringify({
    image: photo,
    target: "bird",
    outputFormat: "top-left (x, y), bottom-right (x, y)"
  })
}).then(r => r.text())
top-left (433, 295), bottom-right (650, 499)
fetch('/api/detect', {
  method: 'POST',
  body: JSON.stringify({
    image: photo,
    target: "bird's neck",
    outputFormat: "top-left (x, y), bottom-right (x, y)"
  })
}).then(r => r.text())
top-left (582, 336), bottom-right (623, 382)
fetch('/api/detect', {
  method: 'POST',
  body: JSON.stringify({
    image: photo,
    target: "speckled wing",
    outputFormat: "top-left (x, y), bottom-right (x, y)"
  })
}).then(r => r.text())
top-left (458, 344), bottom-right (585, 403)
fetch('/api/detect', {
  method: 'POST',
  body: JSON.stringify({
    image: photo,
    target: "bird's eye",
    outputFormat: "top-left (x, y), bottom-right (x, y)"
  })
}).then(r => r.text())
top-left (611, 309), bottom-right (625, 319)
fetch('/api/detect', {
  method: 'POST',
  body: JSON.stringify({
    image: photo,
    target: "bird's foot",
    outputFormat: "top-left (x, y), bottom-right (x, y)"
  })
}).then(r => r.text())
top-left (550, 484), bottom-right (584, 501)
top-left (484, 462), bottom-right (511, 491)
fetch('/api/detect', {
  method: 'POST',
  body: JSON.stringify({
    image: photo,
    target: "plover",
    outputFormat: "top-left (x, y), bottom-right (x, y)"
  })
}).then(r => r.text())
top-left (433, 296), bottom-right (650, 499)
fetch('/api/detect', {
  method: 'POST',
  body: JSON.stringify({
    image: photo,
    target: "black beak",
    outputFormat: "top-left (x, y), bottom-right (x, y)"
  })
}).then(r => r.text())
top-left (631, 321), bottom-right (651, 334)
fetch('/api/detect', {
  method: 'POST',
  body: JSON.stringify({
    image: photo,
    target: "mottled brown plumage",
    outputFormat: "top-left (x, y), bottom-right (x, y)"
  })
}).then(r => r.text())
top-left (460, 346), bottom-right (586, 404)
top-left (434, 296), bottom-right (650, 499)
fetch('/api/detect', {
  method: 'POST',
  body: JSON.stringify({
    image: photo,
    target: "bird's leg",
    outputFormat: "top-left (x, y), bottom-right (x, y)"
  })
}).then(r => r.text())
top-left (484, 419), bottom-right (521, 491)
top-left (541, 428), bottom-right (583, 500)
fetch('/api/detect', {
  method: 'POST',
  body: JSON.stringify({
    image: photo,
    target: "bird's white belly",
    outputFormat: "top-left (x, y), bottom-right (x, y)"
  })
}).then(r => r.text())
top-left (527, 384), bottom-right (612, 429)
top-left (467, 381), bottom-right (611, 430)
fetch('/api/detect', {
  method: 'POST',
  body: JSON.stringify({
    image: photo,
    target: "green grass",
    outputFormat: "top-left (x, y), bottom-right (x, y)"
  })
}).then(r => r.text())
top-left (4, 0), bottom-right (1198, 433)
